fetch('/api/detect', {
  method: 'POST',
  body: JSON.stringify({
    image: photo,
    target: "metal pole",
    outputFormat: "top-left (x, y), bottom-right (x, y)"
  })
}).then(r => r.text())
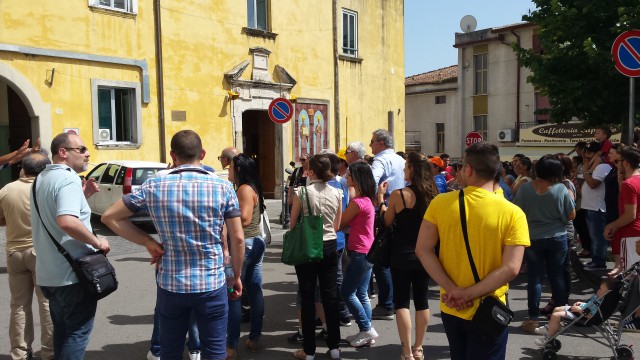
top-left (281, 123), bottom-right (287, 228)
top-left (630, 77), bottom-right (636, 146)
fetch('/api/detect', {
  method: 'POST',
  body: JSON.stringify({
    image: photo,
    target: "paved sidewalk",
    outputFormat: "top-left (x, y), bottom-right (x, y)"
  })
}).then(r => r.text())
top-left (0, 200), bottom-right (638, 359)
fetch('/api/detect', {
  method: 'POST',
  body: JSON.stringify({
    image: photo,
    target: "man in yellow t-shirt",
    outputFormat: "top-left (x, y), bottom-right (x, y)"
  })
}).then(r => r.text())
top-left (416, 142), bottom-right (530, 360)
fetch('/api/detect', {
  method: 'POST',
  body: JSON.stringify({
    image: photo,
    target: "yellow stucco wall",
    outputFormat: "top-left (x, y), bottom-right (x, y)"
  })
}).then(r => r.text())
top-left (0, 0), bottom-right (404, 167)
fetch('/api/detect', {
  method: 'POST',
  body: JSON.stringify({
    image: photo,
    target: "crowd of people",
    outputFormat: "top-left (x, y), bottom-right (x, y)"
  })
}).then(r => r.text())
top-left (2, 126), bottom-right (640, 360)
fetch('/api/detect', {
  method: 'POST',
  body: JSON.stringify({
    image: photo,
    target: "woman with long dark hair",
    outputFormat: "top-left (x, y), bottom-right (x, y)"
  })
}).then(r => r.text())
top-left (338, 162), bottom-right (378, 348)
top-left (290, 154), bottom-right (343, 360)
top-left (514, 155), bottom-right (575, 334)
top-left (226, 154), bottom-right (266, 358)
top-left (379, 152), bottom-right (438, 360)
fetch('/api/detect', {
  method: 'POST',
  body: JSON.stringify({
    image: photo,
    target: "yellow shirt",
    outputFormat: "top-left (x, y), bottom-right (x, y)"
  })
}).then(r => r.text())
top-left (424, 186), bottom-right (530, 320)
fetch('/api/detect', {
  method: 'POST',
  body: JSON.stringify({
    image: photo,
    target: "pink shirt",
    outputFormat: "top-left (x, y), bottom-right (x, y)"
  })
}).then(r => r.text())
top-left (347, 196), bottom-right (375, 253)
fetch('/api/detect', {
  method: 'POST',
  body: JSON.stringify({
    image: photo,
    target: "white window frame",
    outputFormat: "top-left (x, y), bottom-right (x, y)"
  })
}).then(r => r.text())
top-left (342, 9), bottom-right (358, 57)
top-left (91, 79), bottom-right (142, 148)
top-left (247, 0), bottom-right (268, 31)
top-left (474, 53), bottom-right (488, 95)
top-left (88, 0), bottom-right (138, 14)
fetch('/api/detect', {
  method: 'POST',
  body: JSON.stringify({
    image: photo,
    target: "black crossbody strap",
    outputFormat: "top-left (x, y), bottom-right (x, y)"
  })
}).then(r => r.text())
top-left (31, 175), bottom-right (76, 267)
top-left (459, 190), bottom-right (481, 283)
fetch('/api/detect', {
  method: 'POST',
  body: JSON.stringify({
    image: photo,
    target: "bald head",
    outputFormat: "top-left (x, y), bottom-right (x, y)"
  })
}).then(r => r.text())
top-left (22, 150), bottom-right (51, 177)
top-left (220, 147), bottom-right (240, 168)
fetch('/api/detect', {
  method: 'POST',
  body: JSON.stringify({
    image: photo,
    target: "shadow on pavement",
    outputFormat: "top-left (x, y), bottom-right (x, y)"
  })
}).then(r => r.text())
top-left (0, 266), bottom-right (5, 274)
top-left (84, 340), bottom-right (149, 360)
top-left (108, 314), bottom-right (154, 326)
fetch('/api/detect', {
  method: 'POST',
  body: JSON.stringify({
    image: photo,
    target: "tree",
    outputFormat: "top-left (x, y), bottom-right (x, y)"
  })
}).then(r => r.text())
top-left (516, 0), bottom-right (640, 128)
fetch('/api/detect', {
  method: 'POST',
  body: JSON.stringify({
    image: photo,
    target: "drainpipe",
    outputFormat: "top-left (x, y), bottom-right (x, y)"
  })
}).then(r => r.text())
top-left (510, 30), bottom-right (521, 141)
top-left (332, 0), bottom-right (341, 150)
top-left (154, 0), bottom-right (167, 163)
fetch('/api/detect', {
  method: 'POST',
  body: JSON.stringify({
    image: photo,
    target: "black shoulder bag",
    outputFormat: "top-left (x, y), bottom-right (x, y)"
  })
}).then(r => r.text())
top-left (32, 175), bottom-right (118, 300)
top-left (459, 190), bottom-right (514, 339)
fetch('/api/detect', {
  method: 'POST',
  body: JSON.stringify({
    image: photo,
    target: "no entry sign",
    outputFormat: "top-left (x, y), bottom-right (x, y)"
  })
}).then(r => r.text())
top-left (465, 131), bottom-right (483, 147)
top-left (612, 30), bottom-right (640, 77)
top-left (268, 98), bottom-right (293, 124)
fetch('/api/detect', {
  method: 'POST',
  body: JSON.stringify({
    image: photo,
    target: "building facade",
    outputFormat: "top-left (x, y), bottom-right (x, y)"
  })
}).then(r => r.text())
top-left (406, 22), bottom-right (619, 160)
top-left (0, 0), bottom-right (405, 194)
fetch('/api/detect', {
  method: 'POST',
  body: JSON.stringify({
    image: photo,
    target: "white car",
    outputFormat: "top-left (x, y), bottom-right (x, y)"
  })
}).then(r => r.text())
top-left (85, 160), bottom-right (167, 221)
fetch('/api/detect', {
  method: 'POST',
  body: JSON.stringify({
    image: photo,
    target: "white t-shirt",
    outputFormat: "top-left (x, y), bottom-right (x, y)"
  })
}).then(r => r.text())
top-left (580, 163), bottom-right (611, 212)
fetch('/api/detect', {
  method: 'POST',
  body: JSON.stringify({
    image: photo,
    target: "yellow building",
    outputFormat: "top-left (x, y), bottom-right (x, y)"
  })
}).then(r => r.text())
top-left (0, 0), bottom-right (404, 194)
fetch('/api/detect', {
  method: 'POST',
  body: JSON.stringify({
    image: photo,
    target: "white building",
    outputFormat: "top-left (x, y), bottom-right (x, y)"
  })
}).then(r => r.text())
top-left (405, 22), bottom-right (620, 160)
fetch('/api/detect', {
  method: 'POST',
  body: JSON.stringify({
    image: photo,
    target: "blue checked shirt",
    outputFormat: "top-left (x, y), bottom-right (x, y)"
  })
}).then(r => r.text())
top-left (123, 165), bottom-right (241, 293)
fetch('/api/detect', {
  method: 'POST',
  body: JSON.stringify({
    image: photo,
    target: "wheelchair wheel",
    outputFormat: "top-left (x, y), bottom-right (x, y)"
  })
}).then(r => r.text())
top-left (542, 349), bottom-right (557, 360)
top-left (547, 338), bottom-right (561, 352)
top-left (615, 345), bottom-right (633, 360)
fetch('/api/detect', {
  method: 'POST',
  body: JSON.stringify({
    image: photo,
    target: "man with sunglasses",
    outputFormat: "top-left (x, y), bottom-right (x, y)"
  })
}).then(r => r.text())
top-left (217, 147), bottom-right (240, 181)
top-left (31, 133), bottom-right (107, 360)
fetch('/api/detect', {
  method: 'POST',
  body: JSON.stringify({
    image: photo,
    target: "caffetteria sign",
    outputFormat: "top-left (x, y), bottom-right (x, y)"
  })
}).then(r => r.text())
top-left (519, 123), bottom-right (621, 145)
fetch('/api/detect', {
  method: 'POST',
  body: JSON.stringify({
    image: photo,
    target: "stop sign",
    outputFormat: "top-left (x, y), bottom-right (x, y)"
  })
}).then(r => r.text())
top-left (465, 131), bottom-right (483, 147)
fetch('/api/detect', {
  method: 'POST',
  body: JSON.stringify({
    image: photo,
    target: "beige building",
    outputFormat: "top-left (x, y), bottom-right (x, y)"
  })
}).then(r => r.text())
top-left (406, 22), bottom-right (618, 160)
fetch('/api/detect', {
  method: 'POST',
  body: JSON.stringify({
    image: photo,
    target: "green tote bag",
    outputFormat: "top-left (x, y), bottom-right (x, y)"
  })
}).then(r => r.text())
top-left (281, 186), bottom-right (324, 265)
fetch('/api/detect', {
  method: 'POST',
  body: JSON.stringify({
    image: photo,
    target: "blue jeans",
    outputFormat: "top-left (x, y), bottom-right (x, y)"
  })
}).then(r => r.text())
top-left (157, 286), bottom-right (227, 360)
top-left (525, 234), bottom-right (569, 319)
top-left (336, 248), bottom-right (351, 319)
top-left (372, 264), bottom-right (393, 310)
top-left (228, 236), bottom-right (265, 349)
top-left (441, 312), bottom-right (508, 360)
top-left (585, 209), bottom-right (608, 267)
top-left (150, 304), bottom-right (200, 356)
top-left (341, 252), bottom-right (373, 331)
top-left (41, 283), bottom-right (97, 360)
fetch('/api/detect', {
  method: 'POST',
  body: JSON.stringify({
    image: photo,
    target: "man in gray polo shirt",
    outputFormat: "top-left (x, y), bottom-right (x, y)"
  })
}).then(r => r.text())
top-left (31, 133), bottom-right (106, 360)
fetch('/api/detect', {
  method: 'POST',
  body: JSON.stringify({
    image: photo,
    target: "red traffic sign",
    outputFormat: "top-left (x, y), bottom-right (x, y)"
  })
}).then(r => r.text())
top-left (465, 131), bottom-right (483, 147)
top-left (612, 30), bottom-right (640, 77)
top-left (268, 98), bottom-right (293, 124)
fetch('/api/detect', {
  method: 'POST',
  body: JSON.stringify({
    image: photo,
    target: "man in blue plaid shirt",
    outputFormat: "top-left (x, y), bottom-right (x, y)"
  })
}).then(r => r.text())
top-left (102, 130), bottom-right (245, 360)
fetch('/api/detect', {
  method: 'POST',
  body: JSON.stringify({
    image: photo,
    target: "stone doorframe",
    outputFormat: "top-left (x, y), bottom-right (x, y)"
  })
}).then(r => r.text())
top-left (0, 62), bottom-right (52, 149)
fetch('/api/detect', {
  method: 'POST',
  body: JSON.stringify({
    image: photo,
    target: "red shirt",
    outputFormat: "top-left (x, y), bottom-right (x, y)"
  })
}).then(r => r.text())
top-left (616, 175), bottom-right (640, 239)
top-left (600, 139), bottom-right (612, 164)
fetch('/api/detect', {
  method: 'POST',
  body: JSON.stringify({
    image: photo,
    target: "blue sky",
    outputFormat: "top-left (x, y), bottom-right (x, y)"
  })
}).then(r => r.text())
top-left (404, 0), bottom-right (536, 76)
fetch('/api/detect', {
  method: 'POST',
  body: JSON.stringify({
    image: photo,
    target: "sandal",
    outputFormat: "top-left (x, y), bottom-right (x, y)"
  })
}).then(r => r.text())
top-left (226, 347), bottom-right (238, 360)
top-left (412, 347), bottom-right (424, 360)
top-left (293, 349), bottom-right (308, 360)
top-left (245, 338), bottom-right (260, 353)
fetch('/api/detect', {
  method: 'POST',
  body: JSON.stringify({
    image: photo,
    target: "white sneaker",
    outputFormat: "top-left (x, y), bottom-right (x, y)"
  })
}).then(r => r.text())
top-left (534, 336), bottom-right (548, 347)
top-left (534, 325), bottom-right (549, 335)
top-left (369, 327), bottom-right (379, 339)
top-left (349, 329), bottom-right (378, 348)
top-left (188, 351), bottom-right (200, 360)
top-left (146, 351), bottom-right (160, 360)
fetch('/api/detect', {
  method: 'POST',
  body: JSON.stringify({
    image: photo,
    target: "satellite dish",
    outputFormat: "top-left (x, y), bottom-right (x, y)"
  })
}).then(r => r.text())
top-left (460, 15), bottom-right (477, 33)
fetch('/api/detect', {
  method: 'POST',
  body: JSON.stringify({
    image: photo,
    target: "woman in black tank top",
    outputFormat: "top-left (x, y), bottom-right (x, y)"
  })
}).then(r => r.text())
top-left (378, 152), bottom-right (438, 360)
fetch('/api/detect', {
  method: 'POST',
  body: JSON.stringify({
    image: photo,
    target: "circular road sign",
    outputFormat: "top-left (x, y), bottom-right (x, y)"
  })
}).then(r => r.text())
top-left (612, 29), bottom-right (640, 77)
top-left (465, 131), bottom-right (483, 147)
top-left (268, 98), bottom-right (293, 124)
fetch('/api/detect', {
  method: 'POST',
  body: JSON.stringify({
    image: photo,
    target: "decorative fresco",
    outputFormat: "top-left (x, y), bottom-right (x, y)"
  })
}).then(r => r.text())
top-left (293, 103), bottom-right (328, 162)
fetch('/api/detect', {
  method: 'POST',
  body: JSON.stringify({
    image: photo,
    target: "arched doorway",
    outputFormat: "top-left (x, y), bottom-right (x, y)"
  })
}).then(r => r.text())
top-left (0, 62), bottom-right (51, 188)
top-left (242, 109), bottom-right (275, 198)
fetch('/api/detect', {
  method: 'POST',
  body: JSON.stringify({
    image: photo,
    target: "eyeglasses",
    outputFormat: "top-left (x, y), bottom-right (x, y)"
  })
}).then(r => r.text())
top-left (370, 139), bottom-right (378, 144)
top-left (64, 146), bottom-right (88, 154)
top-left (217, 156), bottom-right (225, 161)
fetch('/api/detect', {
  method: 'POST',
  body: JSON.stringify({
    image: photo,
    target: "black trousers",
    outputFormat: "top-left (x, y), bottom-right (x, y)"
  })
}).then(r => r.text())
top-left (295, 240), bottom-right (340, 355)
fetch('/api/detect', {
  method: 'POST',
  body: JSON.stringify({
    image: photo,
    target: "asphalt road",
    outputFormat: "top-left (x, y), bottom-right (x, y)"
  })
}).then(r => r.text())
top-left (0, 200), bottom-right (638, 359)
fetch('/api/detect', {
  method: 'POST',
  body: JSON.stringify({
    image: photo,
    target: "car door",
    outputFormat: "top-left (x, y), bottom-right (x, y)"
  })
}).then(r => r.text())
top-left (92, 164), bottom-right (121, 214)
top-left (84, 163), bottom-right (108, 213)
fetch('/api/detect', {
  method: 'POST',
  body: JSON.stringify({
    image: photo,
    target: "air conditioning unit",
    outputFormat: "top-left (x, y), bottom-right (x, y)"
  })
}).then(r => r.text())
top-left (98, 129), bottom-right (111, 141)
top-left (497, 129), bottom-right (514, 142)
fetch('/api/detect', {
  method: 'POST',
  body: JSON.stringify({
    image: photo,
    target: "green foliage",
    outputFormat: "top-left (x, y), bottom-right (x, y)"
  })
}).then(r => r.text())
top-left (515, 0), bottom-right (640, 127)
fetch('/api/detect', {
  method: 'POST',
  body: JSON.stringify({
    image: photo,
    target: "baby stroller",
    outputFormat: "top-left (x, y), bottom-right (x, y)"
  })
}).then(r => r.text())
top-left (539, 261), bottom-right (640, 360)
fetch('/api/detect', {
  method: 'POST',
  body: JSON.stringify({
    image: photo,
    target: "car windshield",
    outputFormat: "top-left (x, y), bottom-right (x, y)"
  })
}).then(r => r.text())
top-left (132, 168), bottom-right (164, 185)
